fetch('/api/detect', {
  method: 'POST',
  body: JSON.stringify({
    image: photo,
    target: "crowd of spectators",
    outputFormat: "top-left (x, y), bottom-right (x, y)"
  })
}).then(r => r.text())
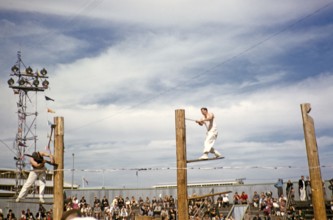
top-left (1, 177), bottom-right (333, 220)
top-left (0, 205), bottom-right (53, 220)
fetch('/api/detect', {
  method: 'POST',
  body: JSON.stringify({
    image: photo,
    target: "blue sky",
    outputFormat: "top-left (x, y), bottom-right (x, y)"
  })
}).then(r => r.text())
top-left (1, 0), bottom-right (333, 188)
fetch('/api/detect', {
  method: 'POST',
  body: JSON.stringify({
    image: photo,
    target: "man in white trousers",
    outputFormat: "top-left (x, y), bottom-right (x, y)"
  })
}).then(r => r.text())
top-left (196, 107), bottom-right (222, 159)
top-left (16, 151), bottom-right (54, 203)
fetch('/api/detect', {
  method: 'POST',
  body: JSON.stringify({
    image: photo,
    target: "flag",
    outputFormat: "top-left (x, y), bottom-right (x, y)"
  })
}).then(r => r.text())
top-left (45, 96), bottom-right (55, 101)
top-left (45, 145), bottom-right (50, 151)
top-left (47, 108), bottom-right (55, 113)
top-left (83, 177), bottom-right (88, 185)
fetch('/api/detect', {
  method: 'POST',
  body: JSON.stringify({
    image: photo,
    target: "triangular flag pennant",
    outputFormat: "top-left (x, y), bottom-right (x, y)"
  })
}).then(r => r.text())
top-left (47, 108), bottom-right (56, 113)
top-left (45, 96), bottom-right (55, 101)
top-left (83, 177), bottom-right (88, 185)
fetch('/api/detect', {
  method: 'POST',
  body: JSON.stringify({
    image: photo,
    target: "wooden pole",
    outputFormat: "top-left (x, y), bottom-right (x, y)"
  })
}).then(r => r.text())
top-left (175, 109), bottom-right (189, 220)
top-left (53, 117), bottom-right (64, 220)
top-left (300, 103), bottom-right (327, 220)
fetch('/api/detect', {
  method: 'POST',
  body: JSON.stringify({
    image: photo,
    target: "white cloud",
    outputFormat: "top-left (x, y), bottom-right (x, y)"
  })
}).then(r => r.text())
top-left (1, 1), bottom-right (333, 187)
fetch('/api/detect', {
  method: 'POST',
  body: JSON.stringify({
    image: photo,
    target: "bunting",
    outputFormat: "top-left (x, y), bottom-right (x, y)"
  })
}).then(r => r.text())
top-left (47, 108), bottom-right (55, 113)
top-left (83, 177), bottom-right (89, 185)
top-left (45, 96), bottom-right (55, 101)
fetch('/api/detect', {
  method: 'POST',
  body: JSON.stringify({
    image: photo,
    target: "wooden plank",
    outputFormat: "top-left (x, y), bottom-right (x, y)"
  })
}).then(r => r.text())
top-left (8, 200), bottom-right (53, 205)
top-left (188, 190), bottom-right (232, 200)
top-left (187, 156), bottom-right (224, 163)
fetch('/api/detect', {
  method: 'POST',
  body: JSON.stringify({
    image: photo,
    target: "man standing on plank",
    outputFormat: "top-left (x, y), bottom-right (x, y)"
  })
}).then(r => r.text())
top-left (196, 107), bottom-right (222, 159)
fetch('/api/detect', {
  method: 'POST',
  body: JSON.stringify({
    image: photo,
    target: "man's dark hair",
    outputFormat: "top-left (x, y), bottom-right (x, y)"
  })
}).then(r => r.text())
top-left (32, 152), bottom-right (43, 163)
top-left (201, 107), bottom-right (208, 111)
top-left (61, 209), bottom-right (81, 220)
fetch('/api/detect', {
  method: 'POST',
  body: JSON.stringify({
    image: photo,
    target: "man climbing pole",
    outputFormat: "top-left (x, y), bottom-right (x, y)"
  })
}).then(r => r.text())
top-left (196, 107), bottom-right (222, 159)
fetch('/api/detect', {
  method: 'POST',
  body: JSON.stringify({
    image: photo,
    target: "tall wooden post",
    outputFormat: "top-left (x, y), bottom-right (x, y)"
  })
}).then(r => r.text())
top-left (53, 117), bottom-right (64, 220)
top-left (175, 109), bottom-right (189, 220)
top-left (301, 103), bottom-right (327, 220)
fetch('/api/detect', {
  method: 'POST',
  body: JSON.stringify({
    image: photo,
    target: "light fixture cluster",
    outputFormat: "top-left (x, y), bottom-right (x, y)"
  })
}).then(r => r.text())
top-left (8, 65), bottom-right (50, 91)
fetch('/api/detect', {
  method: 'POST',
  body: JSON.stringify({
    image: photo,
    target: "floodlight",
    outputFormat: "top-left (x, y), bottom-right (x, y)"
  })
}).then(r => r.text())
top-left (25, 66), bottom-right (33, 75)
top-left (18, 79), bottom-right (25, 86)
top-left (33, 79), bottom-right (39, 87)
top-left (11, 65), bottom-right (19, 73)
top-left (40, 68), bottom-right (47, 76)
top-left (42, 80), bottom-right (49, 88)
top-left (7, 78), bottom-right (15, 86)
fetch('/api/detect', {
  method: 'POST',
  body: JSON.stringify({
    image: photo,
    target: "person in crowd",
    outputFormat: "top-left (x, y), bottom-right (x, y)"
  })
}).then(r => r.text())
top-left (93, 197), bottom-right (100, 208)
top-left (35, 204), bottom-right (46, 220)
top-left (7, 209), bottom-right (16, 220)
top-left (305, 176), bottom-right (311, 201)
top-left (60, 209), bottom-right (81, 220)
top-left (252, 191), bottom-right (260, 208)
top-left (92, 203), bottom-right (101, 219)
top-left (274, 178), bottom-right (284, 198)
top-left (20, 210), bottom-right (26, 220)
top-left (72, 196), bottom-right (79, 210)
top-left (101, 196), bottom-right (109, 211)
top-left (240, 191), bottom-right (248, 204)
top-left (259, 192), bottom-right (267, 211)
top-left (79, 196), bottom-right (87, 209)
top-left (120, 206), bottom-right (128, 219)
top-left (286, 179), bottom-right (293, 198)
top-left (298, 175), bottom-right (306, 201)
top-left (153, 202), bottom-right (162, 216)
top-left (195, 107), bottom-right (222, 159)
top-left (233, 192), bottom-right (240, 204)
top-left (26, 208), bottom-right (34, 220)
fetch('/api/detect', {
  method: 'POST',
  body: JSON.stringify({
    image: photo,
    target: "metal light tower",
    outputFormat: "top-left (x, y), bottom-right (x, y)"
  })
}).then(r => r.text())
top-left (7, 51), bottom-right (50, 194)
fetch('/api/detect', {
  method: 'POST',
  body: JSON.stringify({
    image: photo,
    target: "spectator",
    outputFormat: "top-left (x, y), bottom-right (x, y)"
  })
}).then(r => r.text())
top-left (120, 206), bottom-right (128, 219)
top-left (36, 205), bottom-right (46, 220)
top-left (7, 209), bottom-right (16, 220)
top-left (305, 176), bottom-right (311, 201)
top-left (101, 196), bottom-right (109, 211)
top-left (233, 192), bottom-right (240, 204)
top-left (222, 194), bottom-right (230, 207)
top-left (252, 191), bottom-right (260, 208)
top-left (274, 178), bottom-right (284, 198)
top-left (20, 210), bottom-right (26, 220)
top-left (79, 196), bottom-right (87, 209)
top-left (240, 191), bottom-right (248, 204)
top-left (72, 197), bottom-right (79, 210)
top-left (92, 203), bottom-right (101, 220)
top-left (259, 192), bottom-right (266, 211)
top-left (61, 209), bottom-right (81, 220)
top-left (286, 180), bottom-right (293, 198)
top-left (298, 175), bottom-right (306, 201)
top-left (25, 209), bottom-right (34, 220)
top-left (153, 202), bottom-right (162, 216)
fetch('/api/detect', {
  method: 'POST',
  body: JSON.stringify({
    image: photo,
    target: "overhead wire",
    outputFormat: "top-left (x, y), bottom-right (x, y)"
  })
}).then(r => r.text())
top-left (68, 1), bottom-right (333, 132)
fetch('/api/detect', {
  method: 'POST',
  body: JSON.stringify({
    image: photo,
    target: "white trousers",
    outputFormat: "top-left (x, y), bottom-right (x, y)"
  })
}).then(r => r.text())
top-left (300, 188), bottom-right (306, 201)
top-left (203, 128), bottom-right (218, 153)
top-left (18, 168), bottom-right (46, 199)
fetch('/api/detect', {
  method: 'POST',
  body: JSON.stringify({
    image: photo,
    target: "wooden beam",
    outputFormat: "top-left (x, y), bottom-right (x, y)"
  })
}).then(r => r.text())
top-left (301, 103), bottom-right (327, 220)
top-left (53, 117), bottom-right (64, 220)
top-left (188, 191), bottom-right (232, 200)
top-left (175, 109), bottom-right (189, 220)
top-left (187, 156), bottom-right (224, 163)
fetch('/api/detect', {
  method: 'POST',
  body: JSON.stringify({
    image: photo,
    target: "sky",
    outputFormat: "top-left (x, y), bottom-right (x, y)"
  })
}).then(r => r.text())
top-left (1, 0), bottom-right (333, 189)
